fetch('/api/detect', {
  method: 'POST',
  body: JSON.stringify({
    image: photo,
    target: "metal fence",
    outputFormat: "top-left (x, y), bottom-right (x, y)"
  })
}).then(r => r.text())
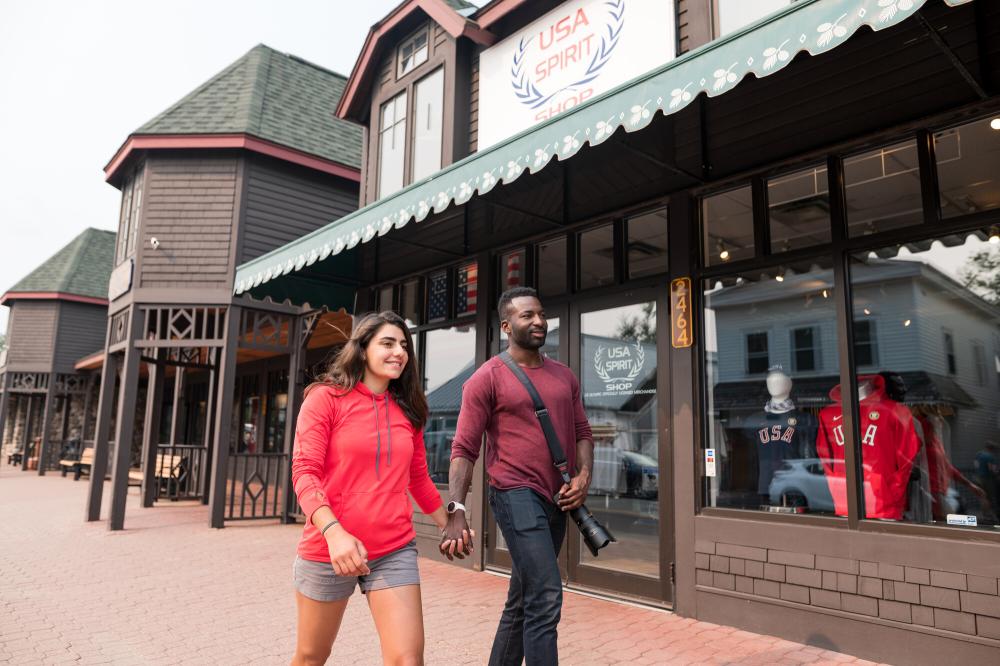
top-left (225, 452), bottom-right (290, 521)
top-left (152, 443), bottom-right (209, 501)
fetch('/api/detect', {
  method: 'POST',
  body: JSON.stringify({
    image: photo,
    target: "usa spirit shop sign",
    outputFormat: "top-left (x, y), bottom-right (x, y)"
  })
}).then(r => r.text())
top-left (477, 0), bottom-right (675, 148)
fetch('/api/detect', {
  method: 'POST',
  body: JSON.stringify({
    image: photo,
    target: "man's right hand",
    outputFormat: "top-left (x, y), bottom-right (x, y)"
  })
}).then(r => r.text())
top-left (325, 525), bottom-right (370, 576)
top-left (439, 512), bottom-right (475, 561)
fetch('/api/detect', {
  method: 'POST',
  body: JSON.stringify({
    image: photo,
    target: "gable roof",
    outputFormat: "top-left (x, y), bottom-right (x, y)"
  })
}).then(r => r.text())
top-left (106, 44), bottom-right (362, 181)
top-left (337, 0), bottom-right (496, 121)
top-left (2, 228), bottom-right (115, 305)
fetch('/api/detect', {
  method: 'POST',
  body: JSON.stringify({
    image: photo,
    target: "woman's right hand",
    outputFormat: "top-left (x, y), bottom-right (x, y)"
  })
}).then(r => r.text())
top-left (325, 525), bottom-right (370, 576)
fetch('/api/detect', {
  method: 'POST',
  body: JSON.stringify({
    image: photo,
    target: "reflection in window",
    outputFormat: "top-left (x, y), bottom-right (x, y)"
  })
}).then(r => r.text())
top-left (500, 248), bottom-right (525, 291)
top-left (537, 238), bottom-right (566, 297)
top-left (265, 370), bottom-right (288, 454)
top-left (412, 68), bottom-right (443, 182)
top-left (936, 116), bottom-right (1000, 219)
top-left (377, 285), bottom-right (394, 312)
top-left (703, 260), bottom-right (842, 515)
top-left (400, 278), bottom-right (421, 327)
top-left (579, 224), bottom-right (614, 289)
top-left (423, 326), bottom-right (476, 484)
top-left (378, 91), bottom-right (407, 198)
top-left (455, 261), bottom-right (478, 318)
top-left (853, 320), bottom-right (878, 368)
top-left (702, 186), bottom-right (753, 266)
top-left (769, 164), bottom-right (831, 252)
top-left (398, 30), bottom-right (428, 77)
top-left (845, 140), bottom-right (922, 236)
top-left (849, 232), bottom-right (1000, 527)
top-left (627, 208), bottom-right (668, 278)
top-left (581, 303), bottom-right (658, 577)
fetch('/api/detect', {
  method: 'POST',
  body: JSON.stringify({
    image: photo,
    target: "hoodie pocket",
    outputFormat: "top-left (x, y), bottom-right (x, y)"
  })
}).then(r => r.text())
top-left (342, 491), bottom-right (413, 550)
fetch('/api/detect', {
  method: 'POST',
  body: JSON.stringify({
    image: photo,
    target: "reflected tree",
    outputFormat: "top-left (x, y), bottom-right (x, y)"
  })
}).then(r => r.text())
top-left (961, 247), bottom-right (1000, 305)
top-left (616, 303), bottom-right (657, 342)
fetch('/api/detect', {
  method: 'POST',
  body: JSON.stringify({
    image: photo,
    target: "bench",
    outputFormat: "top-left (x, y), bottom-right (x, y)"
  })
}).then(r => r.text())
top-left (7, 446), bottom-right (23, 467)
top-left (127, 454), bottom-right (185, 495)
top-left (60, 447), bottom-right (95, 481)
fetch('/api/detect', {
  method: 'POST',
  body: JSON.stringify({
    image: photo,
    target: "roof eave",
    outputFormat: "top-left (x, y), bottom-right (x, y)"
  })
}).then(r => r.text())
top-left (336, 0), bottom-right (496, 121)
top-left (0, 292), bottom-right (109, 307)
top-left (104, 134), bottom-right (361, 183)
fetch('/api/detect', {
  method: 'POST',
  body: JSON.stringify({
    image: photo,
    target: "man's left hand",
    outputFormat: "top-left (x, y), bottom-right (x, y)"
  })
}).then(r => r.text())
top-left (558, 471), bottom-right (590, 511)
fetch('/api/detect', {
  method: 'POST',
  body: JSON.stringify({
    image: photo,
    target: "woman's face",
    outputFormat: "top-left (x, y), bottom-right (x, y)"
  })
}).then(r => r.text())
top-left (364, 323), bottom-right (409, 383)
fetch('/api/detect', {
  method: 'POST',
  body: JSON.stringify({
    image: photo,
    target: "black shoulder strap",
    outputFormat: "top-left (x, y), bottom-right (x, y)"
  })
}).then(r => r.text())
top-left (498, 351), bottom-right (572, 484)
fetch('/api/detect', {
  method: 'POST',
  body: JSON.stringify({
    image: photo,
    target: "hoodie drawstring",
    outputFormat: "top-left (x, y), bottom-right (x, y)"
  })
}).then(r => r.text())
top-left (371, 394), bottom-right (393, 479)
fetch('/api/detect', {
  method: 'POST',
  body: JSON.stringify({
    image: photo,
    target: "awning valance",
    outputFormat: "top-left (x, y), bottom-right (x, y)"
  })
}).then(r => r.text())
top-left (235, 0), bottom-right (972, 296)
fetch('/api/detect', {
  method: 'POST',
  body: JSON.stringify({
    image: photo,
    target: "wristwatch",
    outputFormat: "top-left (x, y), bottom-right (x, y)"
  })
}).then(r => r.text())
top-left (446, 501), bottom-right (466, 514)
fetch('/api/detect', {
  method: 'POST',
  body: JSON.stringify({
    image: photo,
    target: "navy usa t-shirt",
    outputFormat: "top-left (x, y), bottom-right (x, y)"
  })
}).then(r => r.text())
top-left (743, 410), bottom-right (818, 495)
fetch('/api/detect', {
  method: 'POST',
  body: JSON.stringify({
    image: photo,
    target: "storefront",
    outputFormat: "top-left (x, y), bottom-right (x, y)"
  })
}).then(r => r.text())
top-left (234, 0), bottom-right (999, 661)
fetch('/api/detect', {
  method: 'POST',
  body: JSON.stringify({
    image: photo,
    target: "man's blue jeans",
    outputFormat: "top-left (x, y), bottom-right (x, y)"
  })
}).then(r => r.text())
top-left (488, 487), bottom-right (566, 666)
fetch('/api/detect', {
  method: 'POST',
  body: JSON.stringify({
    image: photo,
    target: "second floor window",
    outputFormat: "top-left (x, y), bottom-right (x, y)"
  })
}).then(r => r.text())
top-left (853, 319), bottom-right (877, 367)
top-left (791, 326), bottom-right (819, 372)
top-left (378, 91), bottom-right (408, 198)
top-left (116, 165), bottom-right (144, 265)
top-left (944, 330), bottom-right (957, 375)
top-left (411, 68), bottom-right (444, 182)
top-left (398, 30), bottom-right (428, 77)
top-left (746, 331), bottom-right (769, 374)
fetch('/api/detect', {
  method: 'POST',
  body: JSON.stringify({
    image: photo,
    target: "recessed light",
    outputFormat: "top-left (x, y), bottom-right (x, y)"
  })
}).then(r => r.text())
top-left (991, 118), bottom-right (1000, 131)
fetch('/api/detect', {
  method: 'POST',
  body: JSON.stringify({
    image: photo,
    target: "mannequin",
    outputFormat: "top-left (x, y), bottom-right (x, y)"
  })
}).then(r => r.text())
top-left (746, 366), bottom-right (817, 505)
top-left (816, 374), bottom-right (920, 520)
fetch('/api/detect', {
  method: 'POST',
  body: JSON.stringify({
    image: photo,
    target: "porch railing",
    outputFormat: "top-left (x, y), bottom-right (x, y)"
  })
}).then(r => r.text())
top-left (225, 452), bottom-right (289, 521)
top-left (152, 443), bottom-right (209, 501)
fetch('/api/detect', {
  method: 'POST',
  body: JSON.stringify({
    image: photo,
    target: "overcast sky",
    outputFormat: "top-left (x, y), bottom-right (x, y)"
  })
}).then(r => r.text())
top-left (0, 0), bottom-right (458, 335)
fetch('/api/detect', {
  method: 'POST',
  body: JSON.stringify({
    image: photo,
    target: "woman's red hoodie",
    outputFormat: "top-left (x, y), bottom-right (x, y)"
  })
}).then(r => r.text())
top-left (291, 382), bottom-right (442, 562)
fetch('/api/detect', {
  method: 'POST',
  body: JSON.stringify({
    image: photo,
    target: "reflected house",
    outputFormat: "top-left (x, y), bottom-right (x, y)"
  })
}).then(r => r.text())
top-left (708, 258), bottom-right (1000, 507)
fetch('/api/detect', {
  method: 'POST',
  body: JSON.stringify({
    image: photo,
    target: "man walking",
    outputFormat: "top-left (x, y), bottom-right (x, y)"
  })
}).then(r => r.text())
top-left (441, 287), bottom-right (593, 665)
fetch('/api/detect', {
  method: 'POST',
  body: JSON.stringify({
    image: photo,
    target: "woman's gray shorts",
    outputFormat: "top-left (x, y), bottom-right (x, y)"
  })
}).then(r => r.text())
top-left (293, 540), bottom-right (420, 602)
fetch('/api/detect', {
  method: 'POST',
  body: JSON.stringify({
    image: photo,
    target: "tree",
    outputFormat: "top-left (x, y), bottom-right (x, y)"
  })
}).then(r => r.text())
top-left (961, 247), bottom-right (1000, 305)
top-left (615, 302), bottom-right (656, 342)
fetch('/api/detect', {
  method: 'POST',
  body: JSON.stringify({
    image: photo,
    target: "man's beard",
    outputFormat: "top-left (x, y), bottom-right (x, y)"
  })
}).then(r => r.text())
top-left (512, 327), bottom-right (546, 350)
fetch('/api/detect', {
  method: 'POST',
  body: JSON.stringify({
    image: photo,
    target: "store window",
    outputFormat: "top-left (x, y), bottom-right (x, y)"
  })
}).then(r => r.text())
top-left (768, 163), bottom-right (831, 253)
top-left (423, 325), bottom-right (476, 484)
top-left (537, 238), bottom-right (566, 297)
top-left (400, 277), bottom-right (421, 327)
top-left (580, 302), bottom-right (659, 577)
top-left (378, 91), bottom-right (407, 198)
top-left (398, 30), bottom-right (428, 77)
top-left (377, 284), bottom-right (394, 312)
top-left (702, 185), bottom-right (753, 266)
top-left (265, 369), bottom-right (288, 454)
top-left (703, 259), bottom-right (843, 514)
top-left (848, 232), bottom-right (1000, 528)
top-left (935, 116), bottom-right (1000, 219)
top-left (427, 269), bottom-right (449, 322)
top-left (412, 68), bottom-right (444, 182)
top-left (579, 224), bottom-right (615, 289)
top-left (627, 208), bottom-right (668, 278)
top-left (845, 139), bottom-right (922, 236)
top-left (717, 0), bottom-right (792, 36)
top-left (500, 248), bottom-right (526, 291)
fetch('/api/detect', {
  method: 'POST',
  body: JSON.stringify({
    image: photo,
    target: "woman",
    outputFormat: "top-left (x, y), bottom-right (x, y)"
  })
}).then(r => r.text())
top-left (290, 311), bottom-right (462, 665)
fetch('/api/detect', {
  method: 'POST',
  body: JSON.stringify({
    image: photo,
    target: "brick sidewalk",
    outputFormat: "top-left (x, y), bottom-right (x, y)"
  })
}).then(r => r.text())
top-left (0, 466), bottom-right (887, 665)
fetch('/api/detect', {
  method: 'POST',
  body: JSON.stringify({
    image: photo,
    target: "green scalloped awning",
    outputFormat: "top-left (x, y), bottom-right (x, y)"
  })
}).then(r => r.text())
top-left (235, 0), bottom-right (972, 296)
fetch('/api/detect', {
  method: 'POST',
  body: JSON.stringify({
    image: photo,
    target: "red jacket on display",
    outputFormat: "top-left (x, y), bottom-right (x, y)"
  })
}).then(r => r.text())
top-left (815, 374), bottom-right (919, 520)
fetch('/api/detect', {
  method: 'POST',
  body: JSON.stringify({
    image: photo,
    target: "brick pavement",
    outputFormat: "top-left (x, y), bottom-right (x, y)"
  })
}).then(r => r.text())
top-left (0, 465), bottom-right (889, 665)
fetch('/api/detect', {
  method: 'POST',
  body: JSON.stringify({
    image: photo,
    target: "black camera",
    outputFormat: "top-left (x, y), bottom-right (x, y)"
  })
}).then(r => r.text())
top-left (557, 494), bottom-right (616, 556)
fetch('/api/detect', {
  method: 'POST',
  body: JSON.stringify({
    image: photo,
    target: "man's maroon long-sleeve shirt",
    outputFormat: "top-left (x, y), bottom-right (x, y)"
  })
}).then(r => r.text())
top-left (450, 355), bottom-right (593, 502)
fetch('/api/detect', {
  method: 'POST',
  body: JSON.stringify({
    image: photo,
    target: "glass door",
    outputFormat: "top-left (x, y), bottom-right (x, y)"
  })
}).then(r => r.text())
top-left (566, 294), bottom-right (670, 601)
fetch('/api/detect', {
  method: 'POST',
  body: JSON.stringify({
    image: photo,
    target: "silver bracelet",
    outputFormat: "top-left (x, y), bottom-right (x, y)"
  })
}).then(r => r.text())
top-left (320, 519), bottom-right (340, 536)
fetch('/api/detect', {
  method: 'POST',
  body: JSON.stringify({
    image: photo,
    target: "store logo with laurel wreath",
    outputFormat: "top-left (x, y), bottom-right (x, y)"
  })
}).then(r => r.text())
top-left (510, 0), bottom-right (625, 111)
top-left (593, 341), bottom-right (644, 392)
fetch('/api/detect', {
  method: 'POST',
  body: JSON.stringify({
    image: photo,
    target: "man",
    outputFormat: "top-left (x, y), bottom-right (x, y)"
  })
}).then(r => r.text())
top-left (441, 286), bottom-right (593, 666)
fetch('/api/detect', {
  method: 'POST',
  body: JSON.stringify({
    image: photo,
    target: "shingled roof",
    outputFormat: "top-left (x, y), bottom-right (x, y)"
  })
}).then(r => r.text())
top-left (3, 228), bottom-right (115, 303)
top-left (133, 44), bottom-right (362, 170)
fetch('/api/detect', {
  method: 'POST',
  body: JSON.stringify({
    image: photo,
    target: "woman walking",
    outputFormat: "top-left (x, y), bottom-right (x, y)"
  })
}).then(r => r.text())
top-left (290, 311), bottom-right (459, 665)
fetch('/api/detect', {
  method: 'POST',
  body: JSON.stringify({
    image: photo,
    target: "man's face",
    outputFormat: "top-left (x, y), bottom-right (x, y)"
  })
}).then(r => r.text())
top-left (502, 296), bottom-right (547, 350)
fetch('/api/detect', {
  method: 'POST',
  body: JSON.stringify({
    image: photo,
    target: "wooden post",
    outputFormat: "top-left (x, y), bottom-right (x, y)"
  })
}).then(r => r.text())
top-left (209, 306), bottom-right (241, 528)
top-left (20, 394), bottom-right (34, 471)
top-left (80, 374), bottom-right (95, 442)
top-left (201, 348), bottom-right (218, 505)
top-left (169, 367), bottom-right (184, 446)
top-left (108, 309), bottom-right (144, 531)
top-left (141, 351), bottom-right (164, 508)
top-left (0, 373), bottom-right (11, 451)
top-left (281, 316), bottom-right (303, 523)
top-left (86, 352), bottom-right (120, 521)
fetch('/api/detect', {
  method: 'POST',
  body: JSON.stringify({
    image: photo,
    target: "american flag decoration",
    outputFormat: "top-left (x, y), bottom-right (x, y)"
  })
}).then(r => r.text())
top-left (456, 262), bottom-right (478, 317)
top-left (503, 250), bottom-right (524, 289)
top-left (427, 270), bottom-right (449, 322)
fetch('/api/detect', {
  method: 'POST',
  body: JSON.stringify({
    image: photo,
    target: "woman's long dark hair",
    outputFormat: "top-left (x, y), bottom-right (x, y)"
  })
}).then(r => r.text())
top-left (305, 311), bottom-right (428, 429)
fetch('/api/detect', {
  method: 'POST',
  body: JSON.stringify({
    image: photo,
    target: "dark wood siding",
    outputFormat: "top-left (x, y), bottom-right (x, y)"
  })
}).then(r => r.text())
top-left (5, 301), bottom-right (58, 369)
top-left (469, 50), bottom-right (480, 153)
top-left (240, 155), bottom-right (359, 264)
top-left (140, 155), bottom-right (239, 289)
top-left (53, 302), bottom-right (107, 373)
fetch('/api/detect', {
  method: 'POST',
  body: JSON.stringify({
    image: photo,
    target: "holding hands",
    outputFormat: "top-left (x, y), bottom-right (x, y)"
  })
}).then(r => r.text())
top-left (439, 510), bottom-right (475, 561)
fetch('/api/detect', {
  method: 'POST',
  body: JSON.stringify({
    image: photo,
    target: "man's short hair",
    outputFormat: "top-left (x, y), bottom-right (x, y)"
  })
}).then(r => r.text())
top-left (497, 286), bottom-right (539, 320)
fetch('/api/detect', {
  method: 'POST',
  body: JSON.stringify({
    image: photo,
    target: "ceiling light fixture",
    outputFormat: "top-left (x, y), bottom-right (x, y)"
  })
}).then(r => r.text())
top-left (821, 289), bottom-right (829, 298)
top-left (903, 319), bottom-right (912, 327)
top-left (717, 240), bottom-right (731, 261)
top-left (863, 307), bottom-right (871, 315)
top-left (989, 225), bottom-right (1000, 244)
top-left (991, 118), bottom-right (1000, 131)
top-left (775, 268), bottom-right (786, 283)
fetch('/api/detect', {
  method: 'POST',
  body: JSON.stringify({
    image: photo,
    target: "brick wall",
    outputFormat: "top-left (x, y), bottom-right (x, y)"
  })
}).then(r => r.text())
top-left (695, 539), bottom-right (1000, 643)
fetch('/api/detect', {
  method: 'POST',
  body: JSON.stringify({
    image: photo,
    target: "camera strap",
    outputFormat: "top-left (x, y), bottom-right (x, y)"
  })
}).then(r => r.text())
top-left (498, 351), bottom-right (573, 485)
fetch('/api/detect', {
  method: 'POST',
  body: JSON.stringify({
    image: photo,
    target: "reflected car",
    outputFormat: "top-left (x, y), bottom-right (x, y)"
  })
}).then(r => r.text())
top-left (592, 447), bottom-right (658, 499)
top-left (768, 458), bottom-right (835, 511)
top-left (623, 451), bottom-right (659, 499)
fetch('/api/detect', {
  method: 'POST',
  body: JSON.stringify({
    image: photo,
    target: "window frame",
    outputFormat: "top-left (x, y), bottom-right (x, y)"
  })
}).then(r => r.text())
top-left (743, 329), bottom-right (771, 376)
top-left (790, 324), bottom-right (820, 373)
top-left (397, 27), bottom-right (429, 79)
